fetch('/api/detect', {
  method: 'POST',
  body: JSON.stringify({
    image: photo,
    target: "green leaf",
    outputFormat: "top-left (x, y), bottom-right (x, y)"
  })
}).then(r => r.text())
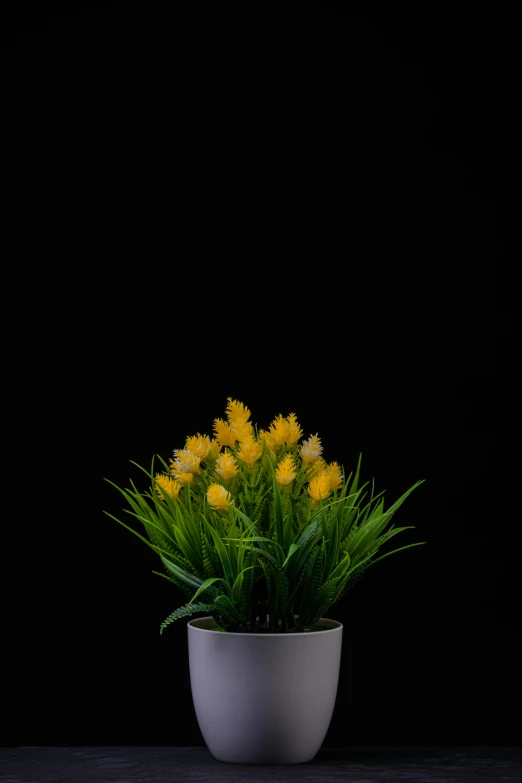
top-left (282, 542), bottom-right (300, 568)
top-left (188, 577), bottom-right (227, 607)
top-left (323, 505), bottom-right (340, 577)
top-left (151, 499), bottom-right (179, 543)
top-left (231, 565), bottom-right (256, 604)
top-left (286, 517), bottom-right (324, 582)
top-left (214, 593), bottom-right (240, 619)
top-left (349, 481), bottom-right (424, 558)
top-left (201, 527), bottom-right (217, 578)
top-left (128, 459), bottom-right (155, 481)
top-left (154, 479), bottom-right (201, 554)
top-left (329, 550), bottom-right (351, 581)
top-left (103, 509), bottom-right (180, 561)
top-left (226, 519), bottom-right (239, 575)
top-left (310, 547), bottom-right (324, 597)
top-left (203, 514), bottom-right (234, 586)
top-left (160, 602), bottom-right (217, 634)
top-left (160, 555), bottom-right (212, 592)
top-left (273, 477), bottom-right (284, 565)
top-left (283, 503), bottom-right (294, 555)
top-left (364, 540), bottom-right (426, 570)
top-left (172, 523), bottom-right (202, 572)
top-left (223, 530), bottom-right (286, 567)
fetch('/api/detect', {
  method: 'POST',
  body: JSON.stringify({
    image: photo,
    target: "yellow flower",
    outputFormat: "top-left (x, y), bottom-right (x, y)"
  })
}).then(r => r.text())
top-left (207, 438), bottom-right (221, 459)
top-left (276, 453), bottom-right (297, 487)
top-left (171, 469), bottom-right (194, 485)
top-left (207, 483), bottom-right (234, 511)
top-left (213, 418), bottom-right (236, 448)
top-left (226, 398), bottom-right (253, 443)
top-left (171, 449), bottom-right (201, 475)
top-left (169, 450), bottom-right (200, 484)
top-left (268, 414), bottom-right (289, 448)
top-left (155, 473), bottom-right (182, 500)
top-left (308, 471), bottom-right (331, 504)
top-left (216, 450), bottom-right (239, 480)
top-left (325, 461), bottom-right (343, 491)
top-left (185, 433), bottom-right (211, 460)
top-left (300, 434), bottom-right (323, 464)
top-left (257, 429), bottom-right (275, 453)
top-left (285, 413), bottom-right (303, 445)
top-left (306, 459), bottom-right (326, 486)
top-left (237, 435), bottom-right (263, 468)
top-left (307, 457), bottom-right (326, 474)
top-left (226, 397), bottom-right (251, 426)
top-left (230, 419), bottom-right (254, 444)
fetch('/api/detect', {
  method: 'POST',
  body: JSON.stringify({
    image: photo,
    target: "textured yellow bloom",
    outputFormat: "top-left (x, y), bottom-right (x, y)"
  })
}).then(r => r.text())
top-left (207, 483), bottom-right (234, 511)
top-left (230, 419), bottom-right (254, 443)
top-left (257, 429), bottom-right (275, 453)
top-left (171, 469), bottom-right (194, 485)
top-left (300, 434), bottom-right (323, 464)
top-left (306, 458), bottom-right (326, 480)
top-left (226, 397), bottom-right (251, 426)
top-left (226, 398), bottom-right (253, 443)
top-left (237, 435), bottom-right (263, 468)
top-left (213, 418), bottom-right (236, 448)
top-left (169, 450), bottom-right (199, 484)
top-left (155, 473), bottom-right (182, 500)
top-left (268, 414), bottom-right (289, 448)
top-left (185, 433), bottom-right (211, 460)
top-left (171, 449), bottom-right (201, 474)
top-left (276, 453), bottom-right (297, 487)
top-left (207, 438), bottom-right (221, 459)
top-left (308, 471), bottom-right (331, 504)
top-left (325, 461), bottom-right (343, 491)
top-left (216, 450), bottom-right (239, 481)
top-left (285, 413), bottom-right (303, 445)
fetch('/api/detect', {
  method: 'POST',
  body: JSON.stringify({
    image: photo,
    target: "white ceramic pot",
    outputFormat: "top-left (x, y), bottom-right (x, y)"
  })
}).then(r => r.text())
top-left (187, 616), bottom-right (343, 764)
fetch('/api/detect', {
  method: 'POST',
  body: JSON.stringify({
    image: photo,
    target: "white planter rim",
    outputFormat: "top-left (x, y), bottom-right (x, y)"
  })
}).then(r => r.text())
top-left (187, 615), bottom-right (343, 636)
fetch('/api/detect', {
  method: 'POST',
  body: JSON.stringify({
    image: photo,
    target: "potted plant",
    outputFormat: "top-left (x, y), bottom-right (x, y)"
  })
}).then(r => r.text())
top-left (105, 398), bottom-right (424, 764)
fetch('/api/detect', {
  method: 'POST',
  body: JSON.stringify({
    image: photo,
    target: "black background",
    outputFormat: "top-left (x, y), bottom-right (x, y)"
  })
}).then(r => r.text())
top-left (1, 7), bottom-right (513, 748)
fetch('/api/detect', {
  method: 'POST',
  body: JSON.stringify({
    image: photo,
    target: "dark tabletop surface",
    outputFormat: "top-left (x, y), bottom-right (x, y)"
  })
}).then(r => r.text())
top-left (1, 746), bottom-right (521, 782)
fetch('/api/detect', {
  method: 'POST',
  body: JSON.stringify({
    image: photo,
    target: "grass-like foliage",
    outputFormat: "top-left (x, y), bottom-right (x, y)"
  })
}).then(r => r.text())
top-left (105, 398), bottom-right (425, 633)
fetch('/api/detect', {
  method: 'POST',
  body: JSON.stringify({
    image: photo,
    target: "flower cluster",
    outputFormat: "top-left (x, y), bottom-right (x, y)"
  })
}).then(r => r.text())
top-left (154, 398), bottom-right (344, 512)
